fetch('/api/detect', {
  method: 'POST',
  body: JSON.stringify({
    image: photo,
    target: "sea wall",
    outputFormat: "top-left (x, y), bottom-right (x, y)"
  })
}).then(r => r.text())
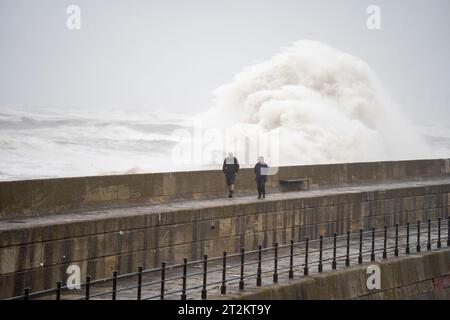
top-left (1, 158), bottom-right (449, 219)
top-left (0, 180), bottom-right (449, 298)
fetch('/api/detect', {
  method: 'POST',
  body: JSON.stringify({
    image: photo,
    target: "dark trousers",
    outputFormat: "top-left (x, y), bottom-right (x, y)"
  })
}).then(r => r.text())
top-left (256, 177), bottom-right (266, 197)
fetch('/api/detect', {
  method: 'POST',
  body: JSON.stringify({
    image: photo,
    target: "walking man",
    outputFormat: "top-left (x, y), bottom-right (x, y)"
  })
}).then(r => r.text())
top-left (223, 152), bottom-right (239, 198)
top-left (254, 156), bottom-right (268, 199)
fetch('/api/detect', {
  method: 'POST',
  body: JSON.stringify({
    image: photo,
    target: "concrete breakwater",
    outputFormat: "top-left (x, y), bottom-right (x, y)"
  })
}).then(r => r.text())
top-left (1, 158), bottom-right (449, 219)
top-left (0, 159), bottom-right (449, 298)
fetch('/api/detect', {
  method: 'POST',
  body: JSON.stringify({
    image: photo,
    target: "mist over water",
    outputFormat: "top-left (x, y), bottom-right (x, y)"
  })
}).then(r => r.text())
top-left (0, 40), bottom-right (449, 181)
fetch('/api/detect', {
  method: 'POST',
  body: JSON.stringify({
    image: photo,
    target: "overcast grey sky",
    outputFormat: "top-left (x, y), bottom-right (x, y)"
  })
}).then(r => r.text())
top-left (0, 0), bottom-right (449, 124)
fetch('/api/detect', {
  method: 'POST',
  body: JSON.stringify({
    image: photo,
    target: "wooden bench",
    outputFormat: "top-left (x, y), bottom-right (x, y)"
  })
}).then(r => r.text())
top-left (279, 179), bottom-right (309, 192)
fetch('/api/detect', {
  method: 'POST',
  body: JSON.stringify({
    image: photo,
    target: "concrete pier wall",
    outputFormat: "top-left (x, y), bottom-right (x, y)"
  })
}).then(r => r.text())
top-left (1, 158), bottom-right (449, 219)
top-left (1, 180), bottom-right (449, 298)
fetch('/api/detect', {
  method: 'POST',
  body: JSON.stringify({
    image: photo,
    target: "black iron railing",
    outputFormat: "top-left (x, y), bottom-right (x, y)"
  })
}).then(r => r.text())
top-left (7, 216), bottom-right (450, 301)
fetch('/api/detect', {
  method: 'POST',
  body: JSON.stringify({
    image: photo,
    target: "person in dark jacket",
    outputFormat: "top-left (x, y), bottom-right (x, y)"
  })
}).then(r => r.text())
top-left (223, 152), bottom-right (239, 198)
top-left (254, 156), bottom-right (268, 199)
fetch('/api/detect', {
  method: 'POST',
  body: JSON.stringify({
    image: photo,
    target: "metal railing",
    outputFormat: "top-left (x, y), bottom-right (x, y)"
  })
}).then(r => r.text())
top-left (7, 216), bottom-right (450, 300)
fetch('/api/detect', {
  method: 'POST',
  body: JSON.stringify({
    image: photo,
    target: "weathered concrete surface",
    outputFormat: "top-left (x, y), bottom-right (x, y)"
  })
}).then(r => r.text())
top-left (1, 176), bottom-right (449, 298)
top-left (219, 249), bottom-right (450, 300)
top-left (1, 159), bottom-right (449, 219)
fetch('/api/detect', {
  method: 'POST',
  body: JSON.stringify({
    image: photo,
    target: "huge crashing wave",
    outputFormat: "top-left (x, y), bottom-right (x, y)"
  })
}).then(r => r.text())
top-left (196, 40), bottom-right (432, 166)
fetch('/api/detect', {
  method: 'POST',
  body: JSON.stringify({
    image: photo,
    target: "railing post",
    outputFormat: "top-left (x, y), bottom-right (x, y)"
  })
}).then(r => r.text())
top-left (303, 237), bottom-right (309, 276)
top-left (273, 243), bottom-right (278, 283)
top-left (448, 216), bottom-right (450, 246)
top-left (239, 249), bottom-right (245, 291)
top-left (437, 218), bottom-right (442, 249)
top-left (371, 227), bottom-right (375, 261)
top-left (318, 235), bottom-right (323, 272)
top-left (358, 229), bottom-right (363, 264)
top-left (256, 245), bottom-right (262, 287)
top-left (332, 233), bottom-right (337, 270)
top-left (112, 270), bottom-right (118, 300)
top-left (181, 258), bottom-right (187, 300)
top-left (137, 266), bottom-right (143, 300)
top-left (345, 231), bottom-right (350, 266)
top-left (85, 275), bottom-right (91, 301)
top-left (394, 224), bottom-right (399, 257)
top-left (201, 255), bottom-right (208, 300)
top-left (160, 262), bottom-right (166, 300)
top-left (427, 219), bottom-right (431, 251)
top-left (406, 222), bottom-right (410, 254)
top-left (221, 251), bottom-right (227, 294)
top-left (382, 226), bottom-right (387, 259)
top-left (23, 287), bottom-right (30, 301)
top-left (417, 220), bottom-right (421, 252)
top-left (288, 240), bottom-right (294, 279)
top-left (56, 281), bottom-right (61, 301)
